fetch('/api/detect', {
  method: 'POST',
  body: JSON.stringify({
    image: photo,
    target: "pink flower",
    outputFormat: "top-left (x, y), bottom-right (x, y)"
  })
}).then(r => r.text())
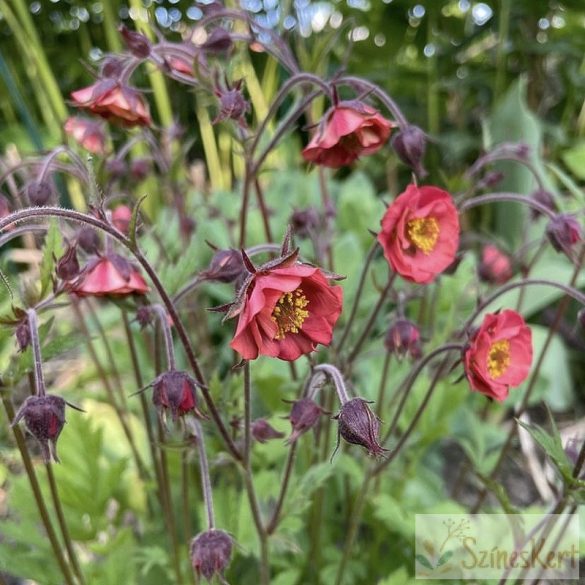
top-left (71, 80), bottom-right (151, 127)
top-left (111, 205), bottom-right (132, 234)
top-left (464, 310), bottom-right (533, 401)
top-left (72, 253), bottom-right (149, 296)
top-left (302, 101), bottom-right (392, 168)
top-left (64, 117), bottom-right (107, 154)
top-left (478, 245), bottom-right (513, 285)
top-left (377, 184), bottom-right (460, 284)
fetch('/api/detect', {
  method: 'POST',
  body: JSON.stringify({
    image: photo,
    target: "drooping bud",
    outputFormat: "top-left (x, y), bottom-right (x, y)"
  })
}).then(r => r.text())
top-left (190, 529), bottom-right (233, 582)
top-left (56, 245), bottom-right (80, 281)
top-left (201, 27), bottom-right (233, 53)
top-left (290, 207), bottom-right (321, 239)
top-left (100, 55), bottom-right (125, 78)
top-left (77, 227), bottom-right (101, 254)
top-left (15, 318), bottom-right (31, 352)
top-left (476, 170), bottom-right (504, 191)
top-left (546, 214), bottom-right (583, 256)
top-left (251, 419), bottom-right (285, 443)
top-left (130, 158), bottom-right (150, 181)
top-left (136, 306), bottom-right (154, 329)
top-left (111, 205), bottom-right (132, 233)
top-left (152, 371), bottom-right (204, 422)
top-left (384, 318), bottom-right (422, 360)
top-left (530, 188), bottom-right (557, 219)
top-left (201, 248), bottom-right (245, 284)
top-left (391, 125), bottom-right (427, 177)
top-left (214, 80), bottom-right (249, 126)
top-left (286, 398), bottom-right (325, 444)
top-left (119, 25), bottom-right (151, 58)
top-left (27, 181), bottom-right (52, 206)
top-left (334, 398), bottom-right (387, 457)
top-left (106, 159), bottom-right (127, 179)
top-left (478, 244), bottom-right (513, 285)
top-left (12, 394), bottom-right (67, 463)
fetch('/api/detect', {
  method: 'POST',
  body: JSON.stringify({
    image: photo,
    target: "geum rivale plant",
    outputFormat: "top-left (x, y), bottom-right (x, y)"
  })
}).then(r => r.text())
top-left (0, 6), bottom-right (584, 585)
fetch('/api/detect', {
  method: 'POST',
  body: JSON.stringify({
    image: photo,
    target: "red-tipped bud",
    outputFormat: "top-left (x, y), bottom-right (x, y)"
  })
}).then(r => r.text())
top-left (290, 207), bottom-right (321, 239)
top-left (546, 214), bottom-right (582, 256)
top-left (77, 228), bottom-right (101, 254)
top-left (478, 244), bottom-right (513, 285)
top-left (202, 249), bottom-right (245, 284)
top-left (12, 394), bottom-right (67, 463)
top-left (152, 371), bottom-right (204, 422)
top-left (130, 158), bottom-right (150, 181)
top-left (100, 56), bottom-right (125, 78)
top-left (531, 188), bottom-right (558, 219)
top-left (251, 419), bottom-right (285, 443)
top-left (15, 319), bottom-right (30, 352)
top-left (214, 82), bottom-right (249, 126)
top-left (335, 398), bottom-right (387, 457)
top-left (56, 245), bottom-right (80, 281)
top-left (119, 25), bottom-right (151, 58)
top-left (111, 205), bottom-right (132, 233)
top-left (384, 318), bottom-right (422, 360)
top-left (286, 398), bottom-right (324, 444)
top-left (391, 125), bottom-right (427, 177)
top-left (190, 529), bottom-right (233, 582)
top-left (27, 181), bottom-right (52, 206)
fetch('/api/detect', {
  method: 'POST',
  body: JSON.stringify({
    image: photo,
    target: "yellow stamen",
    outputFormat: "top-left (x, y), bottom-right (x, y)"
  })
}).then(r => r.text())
top-left (271, 288), bottom-right (310, 340)
top-left (487, 339), bottom-right (511, 379)
top-left (407, 217), bottom-right (440, 254)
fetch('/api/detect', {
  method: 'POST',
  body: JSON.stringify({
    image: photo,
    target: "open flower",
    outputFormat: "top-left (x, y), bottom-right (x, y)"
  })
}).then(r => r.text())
top-left (302, 101), bottom-right (392, 168)
top-left (226, 250), bottom-right (343, 361)
top-left (72, 253), bottom-right (149, 296)
top-left (64, 116), bottom-right (107, 155)
top-left (464, 310), bottom-right (533, 401)
top-left (478, 244), bottom-right (513, 285)
top-left (71, 80), bottom-right (151, 127)
top-left (377, 184), bottom-right (460, 284)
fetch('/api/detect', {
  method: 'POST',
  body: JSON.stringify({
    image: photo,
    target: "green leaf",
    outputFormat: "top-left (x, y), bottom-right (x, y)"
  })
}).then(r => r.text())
top-left (437, 550), bottom-right (454, 566)
top-left (39, 220), bottom-right (63, 298)
top-left (415, 554), bottom-right (434, 570)
top-left (129, 194), bottom-right (148, 250)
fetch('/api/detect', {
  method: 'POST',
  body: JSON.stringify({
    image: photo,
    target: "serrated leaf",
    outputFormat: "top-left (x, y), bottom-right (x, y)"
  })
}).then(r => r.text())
top-left (129, 194), bottom-right (148, 250)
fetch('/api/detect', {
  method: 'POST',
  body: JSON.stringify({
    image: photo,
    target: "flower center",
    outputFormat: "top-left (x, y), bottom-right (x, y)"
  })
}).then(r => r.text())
top-left (487, 339), bottom-right (511, 379)
top-left (407, 217), bottom-right (440, 254)
top-left (271, 288), bottom-right (310, 340)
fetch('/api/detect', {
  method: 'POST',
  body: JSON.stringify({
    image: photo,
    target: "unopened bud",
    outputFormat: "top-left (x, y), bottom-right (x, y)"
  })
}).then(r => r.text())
top-left (286, 398), bottom-right (324, 444)
top-left (251, 419), bottom-right (284, 443)
top-left (202, 249), bottom-right (245, 284)
top-left (77, 228), bottom-right (101, 254)
top-left (190, 529), bottom-right (233, 581)
top-left (130, 158), bottom-right (150, 181)
top-left (478, 245), bottom-right (513, 285)
top-left (56, 245), bottom-right (80, 281)
top-left (15, 319), bottom-right (30, 352)
top-left (290, 207), bottom-right (320, 239)
top-left (531, 188), bottom-right (558, 220)
top-left (112, 205), bottom-right (132, 233)
top-left (201, 27), bottom-right (233, 53)
top-left (101, 55), bottom-right (125, 78)
top-left (335, 398), bottom-right (387, 457)
top-left (384, 318), bottom-right (422, 360)
top-left (27, 181), bottom-right (52, 206)
top-left (119, 25), bottom-right (151, 58)
top-left (106, 159), bottom-right (127, 179)
top-left (546, 214), bottom-right (582, 256)
top-left (392, 125), bottom-right (427, 177)
top-left (214, 81), bottom-right (249, 125)
top-left (152, 371), bottom-right (204, 422)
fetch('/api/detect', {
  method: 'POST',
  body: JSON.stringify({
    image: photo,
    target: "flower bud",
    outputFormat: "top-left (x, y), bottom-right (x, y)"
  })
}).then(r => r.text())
top-left (77, 228), bottom-right (101, 254)
top-left (391, 125), bottom-right (427, 177)
top-left (290, 207), bottom-right (321, 239)
top-left (190, 529), bottom-right (233, 581)
top-left (214, 81), bottom-right (249, 125)
top-left (476, 171), bottom-right (504, 191)
top-left (15, 319), bottom-right (30, 352)
top-left (12, 394), bottom-right (67, 463)
top-left (201, 249), bottom-right (245, 284)
top-left (335, 398), bottom-right (387, 457)
top-left (130, 158), bottom-right (150, 181)
top-left (27, 181), bottom-right (52, 206)
top-left (201, 27), bottom-right (233, 53)
top-left (530, 188), bottom-right (557, 219)
top-left (478, 244), bottom-right (513, 285)
top-left (100, 56), bottom-right (125, 78)
top-left (251, 419), bottom-right (284, 443)
top-left (286, 398), bottom-right (324, 444)
top-left (136, 306), bottom-right (154, 329)
top-left (384, 318), bottom-right (422, 360)
top-left (119, 25), bottom-right (151, 58)
top-left (152, 371), bottom-right (204, 422)
top-left (106, 159), bottom-right (127, 179)
top-left (546, 214), bottom-right (582, 256)
top-left (56, 245), bottom-right (80, 281)
top-left (112, 205), bottom-right (132, 233)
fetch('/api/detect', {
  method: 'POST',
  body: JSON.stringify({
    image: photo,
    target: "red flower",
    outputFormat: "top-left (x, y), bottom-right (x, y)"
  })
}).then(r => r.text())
top-left (377, 184), bottom-right (460, 284)
top-left (302, 101), bottom-right (392, 168)
top-left (71, 80), bottom-right (151, 127)
top-left (72, 253), bottom-right (149, 296)
top-left (478, 244), bottom-right (513, 285)
top-left (228, 253), bottom-right (343, 361)
top-left (64, 117), bottom-right (107, 155)
top-left (464, 310), bottom-right (533, 401)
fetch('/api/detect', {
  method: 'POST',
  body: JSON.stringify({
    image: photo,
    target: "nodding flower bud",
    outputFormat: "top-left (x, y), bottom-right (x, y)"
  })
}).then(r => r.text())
top-left (15, 318), bottom-right (31, 352)
top-left (100, 55), bottom-right (125, 78)
top-left (531, 188), bottom-right (557, 220)
top-left (201, 249), bottom-right (245, 284)
top-left (384, 318), bottom-right (422, 360)
top-left (214, 80), bottom-right (249, 126)
top-left (119, 25), bottom-right (151, 58)
top-left (286, 398), bottom-right (325, 444)
top-left (106, 159), bottom-right (127, 179)
top-left (251, 419), bottom-right (285, 443)
top-left (12, 394), bottom-right (69, 463)
top-left (201, 27), bottom-right (233, 53)
top-left (290, 207), bottom-right (321, 239)
top-left (334, 398), bottom-right (387, 457)
top-left (546, 214), bottom-right (583, 256)
top-left (56, 245), bottom-right (80, 281)
top-left (77, 227), bottom-right (101, 254)
top-left (151, 371), bottom-right (204, 422)
top-left (190, 529), bottom-right (233, 582)
top-left (27, 181), bottom-right (52, 206)
top-left (136, 306), bottom-right (154, 329)
top-left (391, 125), bottom-right (427, 178)
top-left (478, 244), bottom-right (513, 285)
top-left (130, 158), bottom-right (150, 181)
